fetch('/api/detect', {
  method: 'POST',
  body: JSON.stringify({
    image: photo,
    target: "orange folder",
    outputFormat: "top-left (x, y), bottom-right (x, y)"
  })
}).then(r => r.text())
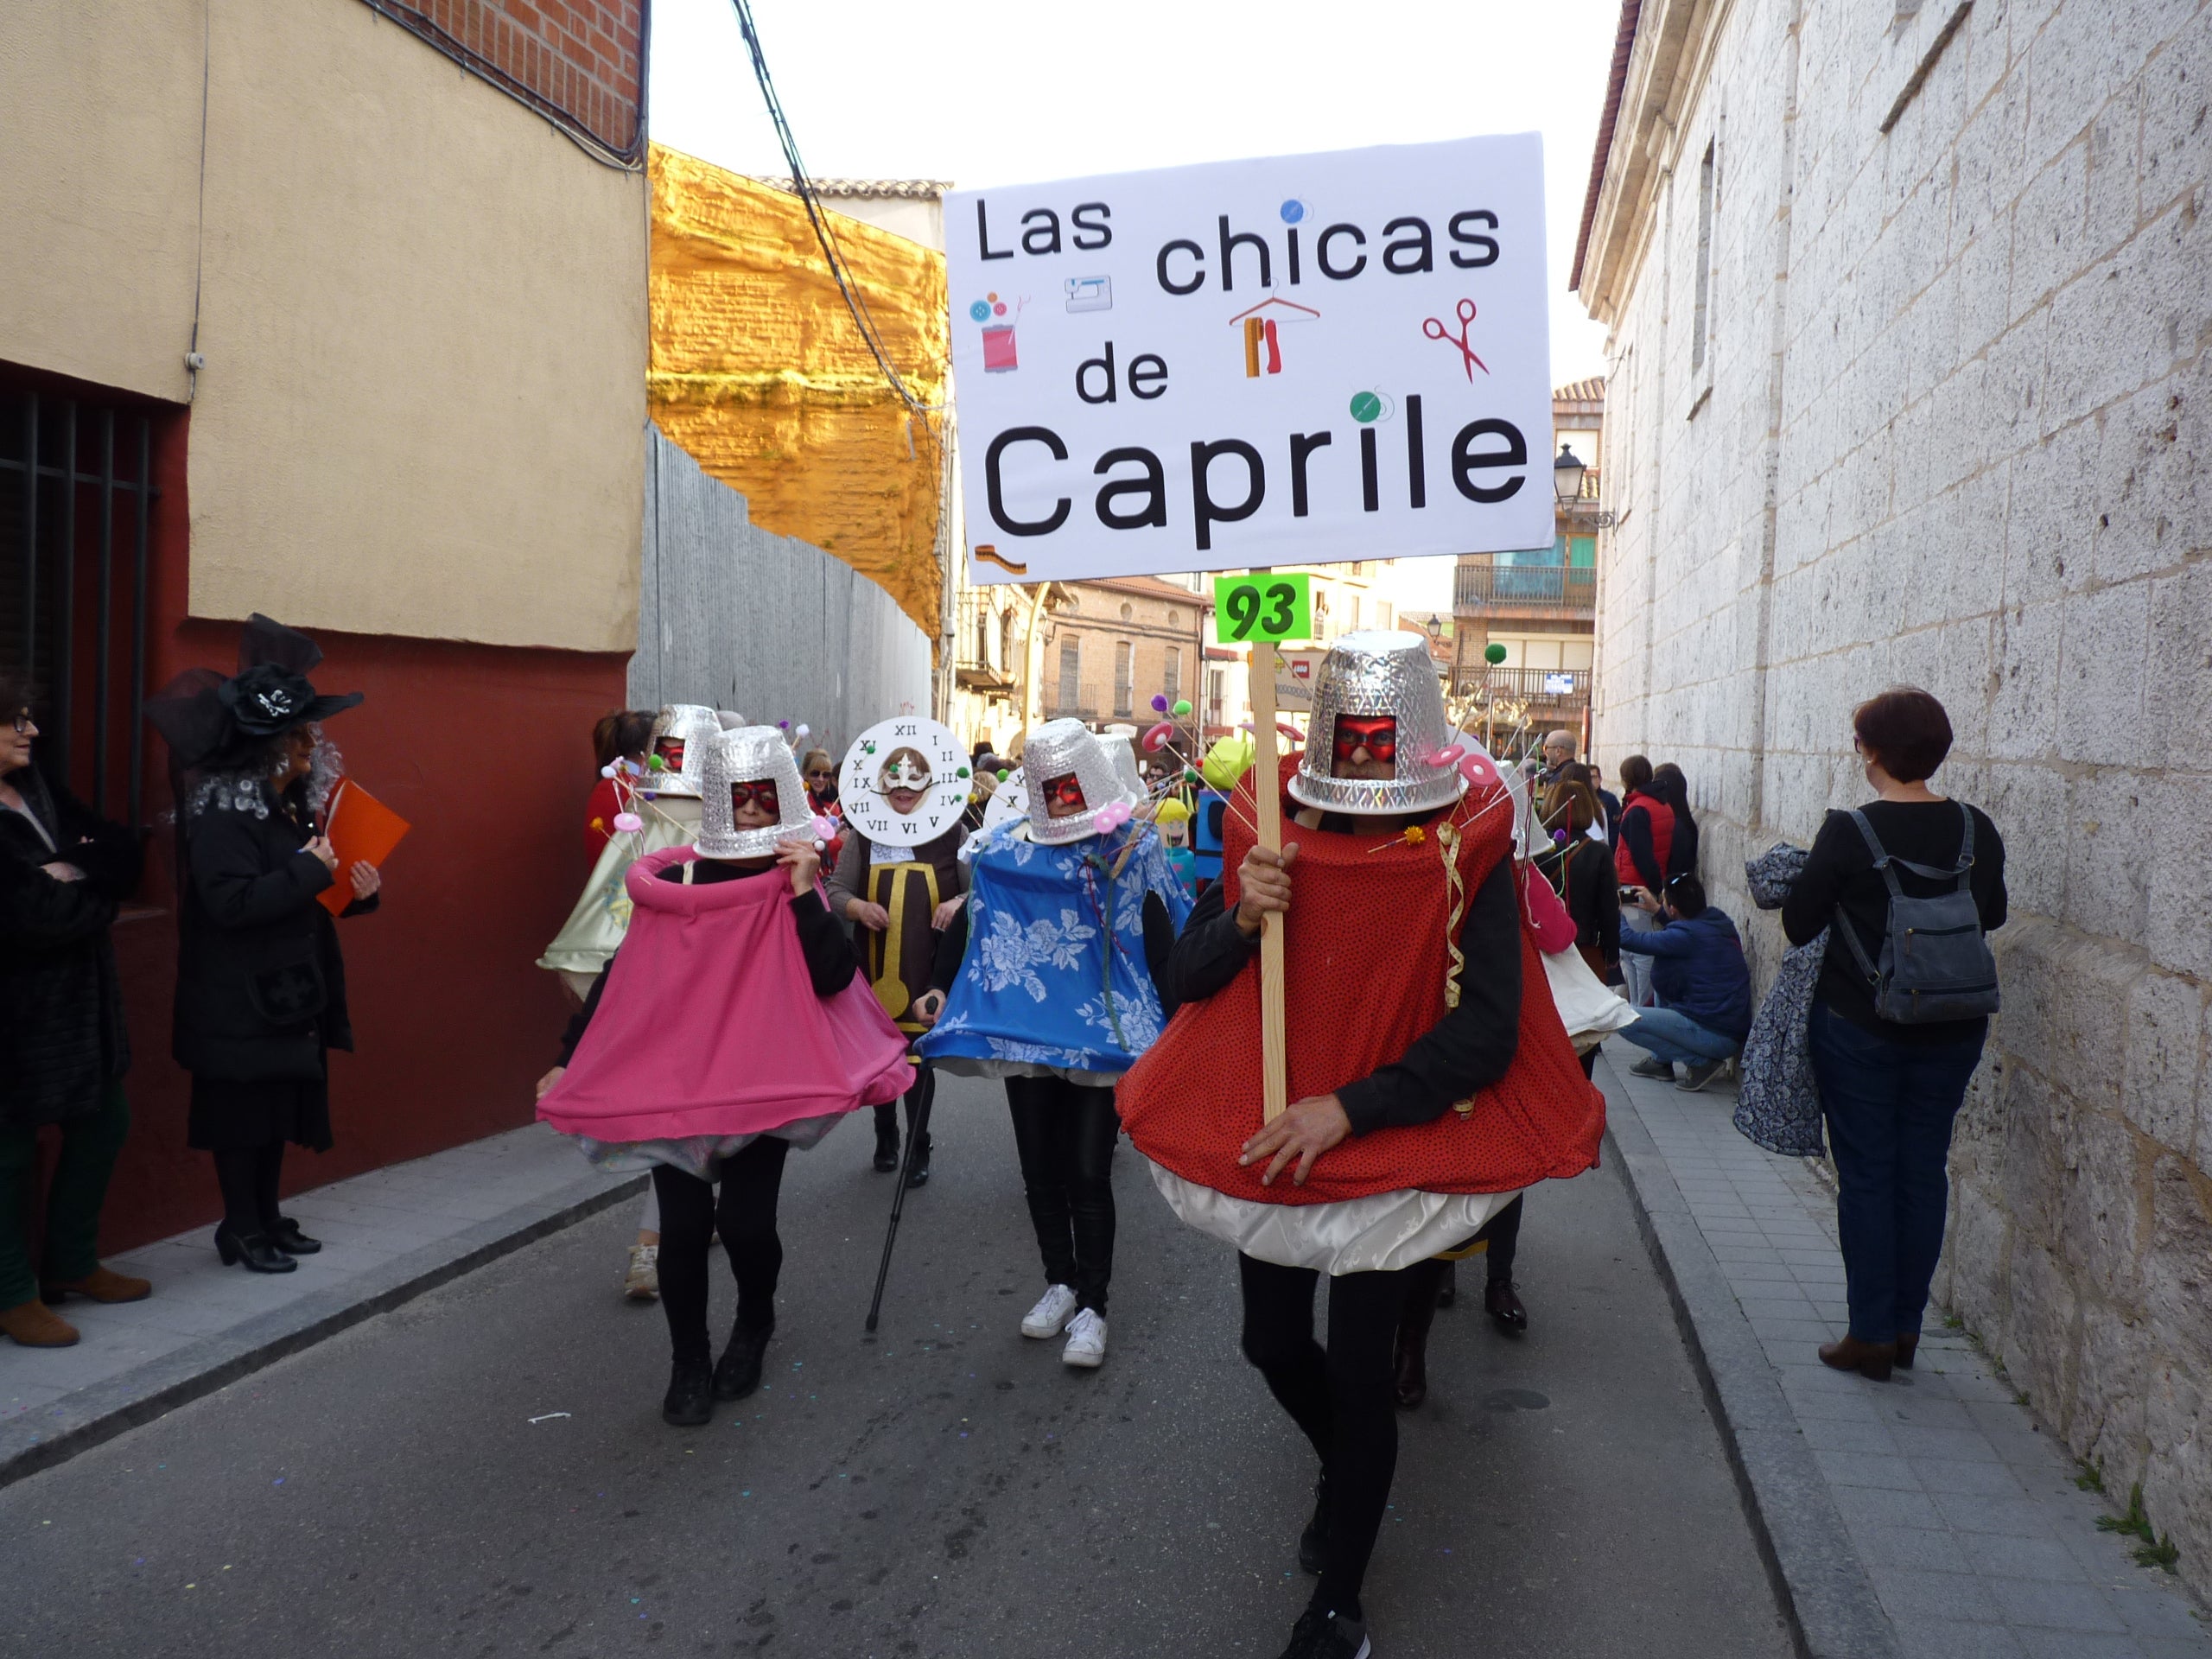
top-left (317, 778), bottom-right (411, 916)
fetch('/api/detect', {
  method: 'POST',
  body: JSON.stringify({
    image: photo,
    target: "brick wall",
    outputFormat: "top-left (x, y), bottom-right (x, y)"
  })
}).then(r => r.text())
top-left (1581, 0), bottom-right (2212, 1601)
top-left (379, 0), bottom-right (644, 156)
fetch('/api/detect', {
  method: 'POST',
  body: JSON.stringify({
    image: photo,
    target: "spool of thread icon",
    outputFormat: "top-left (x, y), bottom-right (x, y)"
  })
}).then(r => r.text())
top-left (982, 324), bottom-right (1018, 372)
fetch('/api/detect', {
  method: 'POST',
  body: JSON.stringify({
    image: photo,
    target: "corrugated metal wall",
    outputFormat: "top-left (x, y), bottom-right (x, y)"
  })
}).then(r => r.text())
top-left (632, 424), bottom-right (932, 758)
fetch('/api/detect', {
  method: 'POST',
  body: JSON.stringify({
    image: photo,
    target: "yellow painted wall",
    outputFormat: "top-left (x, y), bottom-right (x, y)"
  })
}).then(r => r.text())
top-left (0, 0), bottom-right (648, 652)
top-left (649, 146), bottom-right (949, 642)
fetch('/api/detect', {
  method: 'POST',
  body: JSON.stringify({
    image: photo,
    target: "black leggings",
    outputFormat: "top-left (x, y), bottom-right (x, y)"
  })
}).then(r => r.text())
top-left (1004, 1076), bottom-right (1120, 1314)
top-left (1238, 1253), bottom-right (1409, 1618)
top-left (213, 1143), bottom-right (286, 1235)
top-left (873, 1062), bottom-right (935, 1143)
top-left (651, 1137), bottom-right (790, 1366)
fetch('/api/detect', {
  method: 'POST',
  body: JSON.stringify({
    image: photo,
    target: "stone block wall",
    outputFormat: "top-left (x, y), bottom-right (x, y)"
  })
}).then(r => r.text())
top-left (1582, 0), bottom-right (2212, 1597)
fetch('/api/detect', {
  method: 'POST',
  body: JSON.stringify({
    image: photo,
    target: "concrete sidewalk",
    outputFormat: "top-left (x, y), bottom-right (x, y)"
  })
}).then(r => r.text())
top-left (0, 1123), bottom-right (644, 1486)
top-left (1597, 1040), bottom-right (2211, 1659)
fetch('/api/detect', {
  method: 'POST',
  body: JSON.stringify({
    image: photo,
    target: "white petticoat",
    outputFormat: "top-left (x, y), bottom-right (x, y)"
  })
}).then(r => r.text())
top-left (1146, 1160), bottom-right (1522, 1275)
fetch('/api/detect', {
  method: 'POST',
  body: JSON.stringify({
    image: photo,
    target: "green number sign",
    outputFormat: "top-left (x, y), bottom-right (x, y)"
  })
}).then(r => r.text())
top-left (1212, 572), bottom-right (1313, 644)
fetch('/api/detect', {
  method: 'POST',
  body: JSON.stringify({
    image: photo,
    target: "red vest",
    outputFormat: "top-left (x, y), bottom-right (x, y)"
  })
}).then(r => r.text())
top-left (1116, 760), bottom-right (1605, 1206)
top-left (1614, 791), bottom-right (1675, 887)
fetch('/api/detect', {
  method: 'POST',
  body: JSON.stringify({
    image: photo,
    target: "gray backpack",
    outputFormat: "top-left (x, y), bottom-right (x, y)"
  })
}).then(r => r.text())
top-left (1835, 804), bottom-right (2000, 1023)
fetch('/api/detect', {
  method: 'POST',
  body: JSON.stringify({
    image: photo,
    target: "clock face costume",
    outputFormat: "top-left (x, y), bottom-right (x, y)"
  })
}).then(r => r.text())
top-left (838, 718), bottom-right (971, 850)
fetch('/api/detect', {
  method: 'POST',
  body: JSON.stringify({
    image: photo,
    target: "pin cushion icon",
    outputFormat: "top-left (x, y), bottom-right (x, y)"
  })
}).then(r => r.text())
top-left (1350, 391), bottom-right (1383, 423)
top-left (1281, 199), bottom-right (1306, 224)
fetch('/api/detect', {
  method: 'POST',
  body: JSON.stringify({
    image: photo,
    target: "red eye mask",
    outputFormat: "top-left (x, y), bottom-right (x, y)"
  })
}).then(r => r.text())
top-left (1043, 772), bottom-right (1088, 810)
top-left (656, 738), bottom-right (686, 769)
top-left (1332, 715), bottom-right (1399, 765)
top-left (729, 781), bottom-right (780, 815)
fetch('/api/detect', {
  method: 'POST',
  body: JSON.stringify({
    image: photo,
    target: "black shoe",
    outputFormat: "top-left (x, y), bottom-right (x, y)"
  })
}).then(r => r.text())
top-left (873, 1122), bottom-right (900, 1173)
top-left (712, 1321), bottom-right (772, 1401)
top-left (1485, 1277), bottom-right (1529, 1333)
top-left (1629, 1054), bottom-right (1675, 1079)
top-left (1677, 1058), bottom-right (1726, 1092)
top-left (214, 1224), bottom-right (297, 1274)
top-left (1434, 1259), bottom-right (1456, 1309)
top-left (1276, 1605), bottom-right (1371, 1659)
top-left (1297, 1475), bottom-right (1328, 1575)
top-left (267, 1217), bottom-right (322, 1255)
top-left (904, 1135), bottom-right (932, 1189)
top-left (662, 1358), bottom-right (714, 1427)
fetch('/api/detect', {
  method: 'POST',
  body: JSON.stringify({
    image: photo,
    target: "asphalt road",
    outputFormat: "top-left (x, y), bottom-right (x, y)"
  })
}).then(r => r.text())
top-left (2, 1071), bottom-right (1792, 1658)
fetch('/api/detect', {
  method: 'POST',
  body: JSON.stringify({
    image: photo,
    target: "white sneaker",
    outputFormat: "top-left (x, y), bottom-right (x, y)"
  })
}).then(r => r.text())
top-left (1020, 1283), bottom-right (1078, 1339)
top-left (623, 1243), bottom-right (659, 1301)
top-left (1062, 1308), bottom-right (1107, 1368)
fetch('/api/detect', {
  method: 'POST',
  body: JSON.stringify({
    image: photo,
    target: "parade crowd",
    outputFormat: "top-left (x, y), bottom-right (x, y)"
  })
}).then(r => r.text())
top-left (0, 620), bottom-right (2005, 1659)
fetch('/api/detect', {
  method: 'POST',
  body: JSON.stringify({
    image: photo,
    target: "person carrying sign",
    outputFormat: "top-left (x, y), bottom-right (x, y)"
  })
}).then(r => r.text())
top-left (918, 721), bottom-right (1192, 1370)
top-left (1118, 631), bottom-right (1605, 1659)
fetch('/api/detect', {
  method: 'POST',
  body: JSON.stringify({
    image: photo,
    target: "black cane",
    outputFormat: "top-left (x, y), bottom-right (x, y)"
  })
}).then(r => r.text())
top-left (864, 1088), bottom-right (935, 1333)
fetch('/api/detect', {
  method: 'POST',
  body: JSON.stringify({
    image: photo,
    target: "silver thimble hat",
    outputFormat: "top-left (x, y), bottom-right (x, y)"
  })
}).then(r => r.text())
top-left (1095, 732), bottom-right (1147, 804)
top-left (647, 704), bottom-right (722, 798)
top-left (1022, 718), bottom-right (1123, 844)
top-left (696, 726), bottom-right (814, 860)
top-left (1288, 629), bottom-right (1465, 816)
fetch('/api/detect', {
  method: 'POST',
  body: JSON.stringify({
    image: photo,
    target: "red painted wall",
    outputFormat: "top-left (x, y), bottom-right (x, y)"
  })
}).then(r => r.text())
top-left (101, 625), bottom-right (627, 1250)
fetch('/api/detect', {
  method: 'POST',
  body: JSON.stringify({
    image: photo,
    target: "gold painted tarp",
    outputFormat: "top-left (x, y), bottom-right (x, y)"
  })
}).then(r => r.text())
top-left (649, 145), bottom-right (949, 642)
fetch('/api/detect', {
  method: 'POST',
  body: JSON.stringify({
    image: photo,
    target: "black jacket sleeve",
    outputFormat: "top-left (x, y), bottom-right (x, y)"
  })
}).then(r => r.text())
top-left (791, 887), bottom-right (859, 995)
top-left (1781, 813), bottom-right (1851, 948)
top-left (930, 899), bottom-right (969, 992)
top-left (1618, 804), bottom-right (1663, 893)
top-left (1593, 851), bottom-right (1621, 960)
top-left (1336, 858), bottom-right (1523, 1136)
top-left (50, 783), bottom-right (143, 900)
top-left (0, 852), bottom-right (119, 955)
top-left (188, 810), bottom-right (334, 929)
top-left (1158, 878), bottom-right (1259, 1006)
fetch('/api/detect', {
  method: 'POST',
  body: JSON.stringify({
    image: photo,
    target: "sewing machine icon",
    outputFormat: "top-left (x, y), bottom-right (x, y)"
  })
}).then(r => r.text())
top-left (1065, 276), bottom-right (1112, 314)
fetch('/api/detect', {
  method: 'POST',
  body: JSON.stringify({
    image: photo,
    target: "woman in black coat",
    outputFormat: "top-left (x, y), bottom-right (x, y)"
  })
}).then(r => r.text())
top-left (149, 617), bottom-right (380, 1274)
top-left (0, 681), bottom-right (152, 1345)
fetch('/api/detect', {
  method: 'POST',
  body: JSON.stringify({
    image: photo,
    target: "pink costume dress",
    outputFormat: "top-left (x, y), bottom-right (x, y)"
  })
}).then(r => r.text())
top-left (538, 847), bottom-right (914, 1179)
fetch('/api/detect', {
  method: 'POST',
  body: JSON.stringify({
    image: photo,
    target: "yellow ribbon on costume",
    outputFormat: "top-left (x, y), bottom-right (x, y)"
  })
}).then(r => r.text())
top-left (867, 860), bottom-right (940, 1028)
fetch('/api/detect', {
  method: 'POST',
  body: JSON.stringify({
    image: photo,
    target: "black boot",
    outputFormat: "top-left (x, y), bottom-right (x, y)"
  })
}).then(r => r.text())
top-left (873, 1113), bottom-right (900, 1173)
top-left (662, 1357), bottom-right (714, 1427)
top-left (1485, 1275), bottom-right (1529, 1333)
top-left (904, 1133), bottom-right (932, 1189)
top-left (713, 1321), bottom-right (773, 1401)
top-left (268, 1217), bottom-right (321, 1255)
top-left (214, 1224), bottom-right (297, 1274)
top-left (1395, 1292), bottom-right (1439, 1409)
top-left (1436, 1258), bottom-right (1458, 1308)
top-left (1297, 1473), bottom-right (1328, 1575)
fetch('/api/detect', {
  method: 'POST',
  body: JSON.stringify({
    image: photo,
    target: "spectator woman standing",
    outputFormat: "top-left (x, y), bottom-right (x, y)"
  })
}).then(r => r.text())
top-left (148, 616), bottom-right (380, 1275)
top-left (1612, 755), bottom-right (1676, 1007)
top-left (0, 679), bottom-right (151, 1345)
top-left (1783, 689), bottom-right (2005, 1381)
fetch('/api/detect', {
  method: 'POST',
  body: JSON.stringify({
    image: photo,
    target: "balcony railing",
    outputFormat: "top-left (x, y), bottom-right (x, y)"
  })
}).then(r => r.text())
top-left (1454, 563), bottom-right (1596, 612)
top-left (1451, 666), bottom-right (1592, 704)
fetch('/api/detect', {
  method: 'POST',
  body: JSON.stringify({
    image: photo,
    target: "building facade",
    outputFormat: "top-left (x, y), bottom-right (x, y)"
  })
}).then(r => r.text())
top-left (1451, 379), bottom-right (1605, 754)
top-left (2, 0), bottom-right (649, 1246)
top-left (1576, 0), bottom-right (2212, 1590)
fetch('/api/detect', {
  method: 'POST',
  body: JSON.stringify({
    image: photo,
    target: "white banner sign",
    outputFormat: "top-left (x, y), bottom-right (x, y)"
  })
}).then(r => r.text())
top-left (947, 134), bottom-right (1554, 584)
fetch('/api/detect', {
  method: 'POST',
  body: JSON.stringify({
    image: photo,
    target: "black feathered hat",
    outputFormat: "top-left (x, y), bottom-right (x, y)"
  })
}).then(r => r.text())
top-left (145, 613), bottom-right (364, 772)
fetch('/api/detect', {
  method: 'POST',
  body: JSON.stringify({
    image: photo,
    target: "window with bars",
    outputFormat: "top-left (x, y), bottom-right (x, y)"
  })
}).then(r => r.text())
top-left (1206, 668), bottom-right (1224, 729)
top-left (1057, 636), bottom-right (1080, 713)
top-left (0, 383), bottom-right (166, 827)
top-left (1163, 645), bottom-right (1180, 708)
top-left (1112, 640), bottom-right (1133, 717)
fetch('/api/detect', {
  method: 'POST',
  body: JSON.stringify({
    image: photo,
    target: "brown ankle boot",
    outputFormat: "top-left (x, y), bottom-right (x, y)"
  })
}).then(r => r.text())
top-left (42, 1265), bottom-right (152, 1305)
top-left (0, 1299), bottom-right (80, 1347)
top-left (1894, 1332), bottom-right (1919, 1370)
top-left (1818, 1333), bottom-right (1897, 1381)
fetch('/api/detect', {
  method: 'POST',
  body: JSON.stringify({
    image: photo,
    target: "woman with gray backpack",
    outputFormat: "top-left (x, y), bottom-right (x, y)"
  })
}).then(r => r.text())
top-left (1783, 688), bottom-right (2006, 1382)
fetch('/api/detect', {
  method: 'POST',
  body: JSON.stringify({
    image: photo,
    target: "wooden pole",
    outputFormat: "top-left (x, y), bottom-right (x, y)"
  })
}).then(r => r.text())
top-left (1249, 641), bottom-right (1289, 1123)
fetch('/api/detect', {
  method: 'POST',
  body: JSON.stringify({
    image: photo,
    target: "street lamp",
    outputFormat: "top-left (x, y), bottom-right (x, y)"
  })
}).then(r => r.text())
top-left (1424, 613), bottom-right (1442, 642)
top-left (1553, 443), bottom-right (1587, 505)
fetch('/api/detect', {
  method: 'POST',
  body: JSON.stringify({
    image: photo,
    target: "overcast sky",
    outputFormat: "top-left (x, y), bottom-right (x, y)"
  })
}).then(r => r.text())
top-left (649, 0), bottom-right (1623, 612)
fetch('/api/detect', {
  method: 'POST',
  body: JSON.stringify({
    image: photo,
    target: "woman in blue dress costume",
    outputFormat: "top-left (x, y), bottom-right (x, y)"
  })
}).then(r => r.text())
top-left (919, 719), bottom-right (1192, 1369)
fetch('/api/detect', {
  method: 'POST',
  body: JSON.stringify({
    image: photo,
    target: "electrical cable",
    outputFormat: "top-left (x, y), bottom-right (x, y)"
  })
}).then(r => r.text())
top-left (188, 0), bottom-right (212, 402)
top-left (727, 0), bottom-right (939, 429)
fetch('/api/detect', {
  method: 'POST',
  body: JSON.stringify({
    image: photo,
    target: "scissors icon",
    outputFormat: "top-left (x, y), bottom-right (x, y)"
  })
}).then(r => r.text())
top-left (1423, 297), bottom-right (1489, 380)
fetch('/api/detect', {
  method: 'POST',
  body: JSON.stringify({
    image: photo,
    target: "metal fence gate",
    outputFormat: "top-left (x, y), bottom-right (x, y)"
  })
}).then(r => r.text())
top-left (0, 389), bottom-right (160, 827)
